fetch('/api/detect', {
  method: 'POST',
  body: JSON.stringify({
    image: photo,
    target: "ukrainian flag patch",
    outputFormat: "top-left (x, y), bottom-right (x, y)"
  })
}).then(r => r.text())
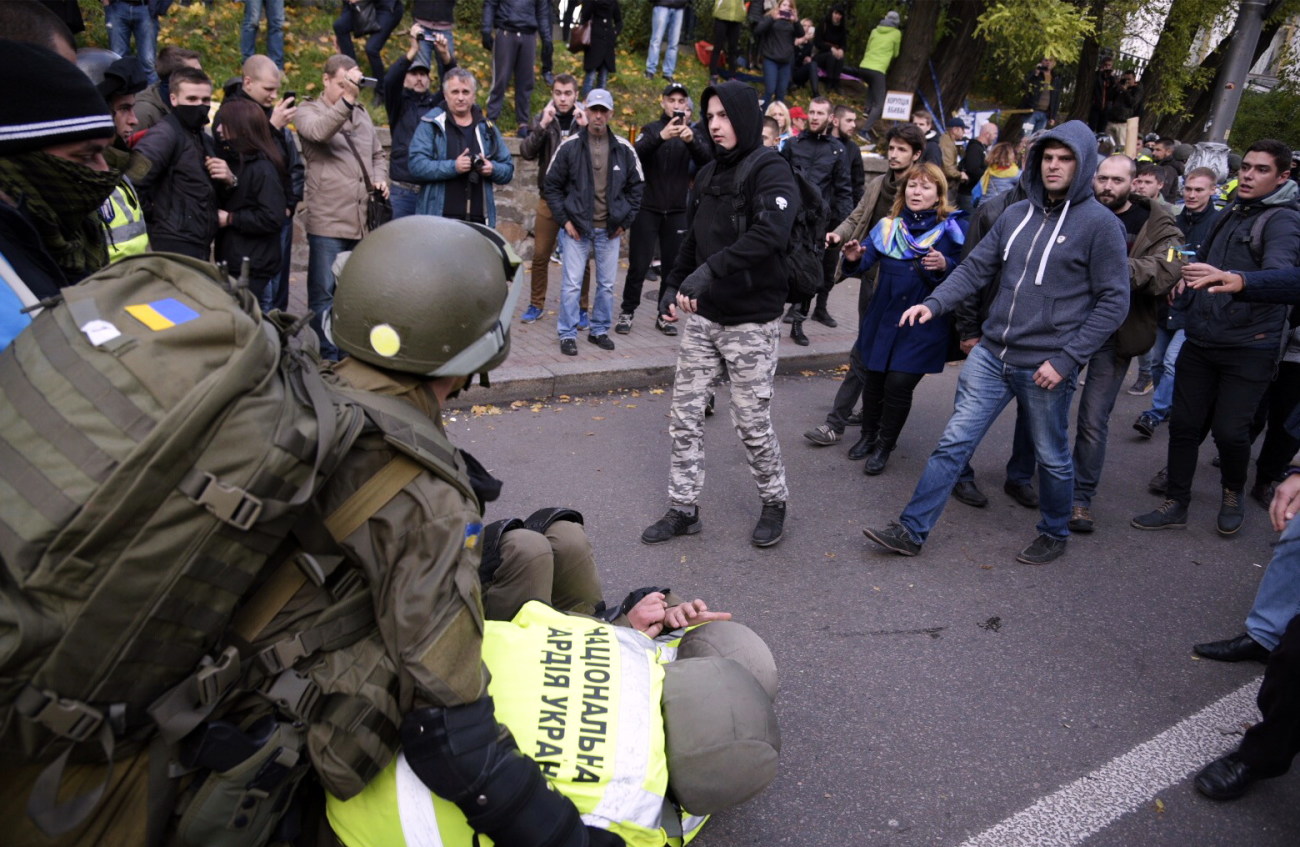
top-left (464, 522), bottom-right (483, 550)
top-left (125, 298), bottom-right (200, 331)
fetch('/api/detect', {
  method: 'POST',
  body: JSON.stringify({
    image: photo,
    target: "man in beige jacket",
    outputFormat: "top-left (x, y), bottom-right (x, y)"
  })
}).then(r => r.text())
top-left (296, 53), bottom-right (388, 359)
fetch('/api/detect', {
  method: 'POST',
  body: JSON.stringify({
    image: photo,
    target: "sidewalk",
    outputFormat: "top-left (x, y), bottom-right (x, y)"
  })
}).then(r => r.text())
top-left (290, 258), bottom-right (861, 405)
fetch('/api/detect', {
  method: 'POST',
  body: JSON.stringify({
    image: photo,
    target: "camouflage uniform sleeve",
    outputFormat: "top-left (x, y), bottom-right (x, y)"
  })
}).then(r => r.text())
top-left (336, 462), bottom-right (490, 710)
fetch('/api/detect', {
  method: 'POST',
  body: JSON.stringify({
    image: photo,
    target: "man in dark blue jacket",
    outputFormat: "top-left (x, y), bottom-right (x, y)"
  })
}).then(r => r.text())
top-left (1133, 138), bottom-right (1300, 537)
top-left (482, 0), bottom-right (550, 132)
top-left (542, 89), bottom-right (643, 355)
top-left (618, 82), bottom-right (712, 336)
top-left (862, 120), bottom-right (1130, 565)
top-left (383, 23), bottom-right (452, 218)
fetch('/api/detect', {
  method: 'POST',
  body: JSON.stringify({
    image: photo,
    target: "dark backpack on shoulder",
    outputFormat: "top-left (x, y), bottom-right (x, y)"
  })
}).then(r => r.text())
top-left (693, 147), bottom-right (829, 299)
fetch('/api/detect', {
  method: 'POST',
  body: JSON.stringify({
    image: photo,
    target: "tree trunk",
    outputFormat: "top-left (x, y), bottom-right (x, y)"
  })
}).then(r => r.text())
top-left (885, 0), bottom-right (943, 100)
top-left (928, 0), bottom-right (989, 119)
top-left (1152, 8), bottom-right (1285, 140)
top-left (1065, 0), bottom-right (1110, 124)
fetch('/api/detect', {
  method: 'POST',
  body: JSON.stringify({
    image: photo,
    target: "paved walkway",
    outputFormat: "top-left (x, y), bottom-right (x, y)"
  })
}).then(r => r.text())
top-left (289, 257), bottom-right (861, 404)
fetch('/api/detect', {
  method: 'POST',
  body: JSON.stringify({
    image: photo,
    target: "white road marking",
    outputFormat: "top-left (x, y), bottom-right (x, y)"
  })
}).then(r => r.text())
top-left (958, 678), bottom-right (1262, 847)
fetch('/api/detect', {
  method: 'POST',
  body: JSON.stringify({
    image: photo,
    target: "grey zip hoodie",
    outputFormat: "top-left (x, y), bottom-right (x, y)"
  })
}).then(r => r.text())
top-left (922, 120), bottom-right (1130, 377)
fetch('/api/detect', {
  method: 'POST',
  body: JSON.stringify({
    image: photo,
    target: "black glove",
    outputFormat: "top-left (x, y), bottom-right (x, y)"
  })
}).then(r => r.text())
top-left (482, 30), bottom-right (494, 51)
top-left (658, 287), bottom-right (678, 318)
top-left (678, 263), bottom-right (715, 301)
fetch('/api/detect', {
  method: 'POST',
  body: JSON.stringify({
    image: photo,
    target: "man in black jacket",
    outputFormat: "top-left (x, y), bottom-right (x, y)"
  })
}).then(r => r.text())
top-left (1134, 138), bottom-right (1300, 537)
top-left (830, 104), bottom-right (864, 206)
top-left (618, 82), bottom-right (712, 336)
top-left (132, 65), bottom-right (231, 259)
top-left (542, 88), bottom-right (644, 356)
top-left (482, 0), bottom-right (550, 133)
top-left (642, 81), bottom-right (799, 549)
top-left (958, 121), bottom-right (997, 213)
top-left (783, 96), bottom-right (851, 334)
top-left (384, 23), bottom-right (453, 219)
top-left (224, 55), bottom-right (304, 310)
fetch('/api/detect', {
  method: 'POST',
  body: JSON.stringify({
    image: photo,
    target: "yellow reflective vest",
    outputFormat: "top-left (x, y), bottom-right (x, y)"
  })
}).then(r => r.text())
top-left (101, 179), bottom-right (149, 262)
top-left (327, 602), bottom-right (707, 847)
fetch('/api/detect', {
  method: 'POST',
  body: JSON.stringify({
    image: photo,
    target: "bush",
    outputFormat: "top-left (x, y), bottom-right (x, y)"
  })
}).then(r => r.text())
top-left (1230, 87), bottom-right (1300, 151)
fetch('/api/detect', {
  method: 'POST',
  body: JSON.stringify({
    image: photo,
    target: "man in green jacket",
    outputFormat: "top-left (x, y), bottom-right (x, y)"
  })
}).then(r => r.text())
top-left (858, 10), bottom-right (900, 140)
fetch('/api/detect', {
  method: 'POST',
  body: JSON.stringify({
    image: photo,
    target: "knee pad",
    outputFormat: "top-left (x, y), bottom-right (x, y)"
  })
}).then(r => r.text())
top-left (399, 698), bottom-right (590, 847)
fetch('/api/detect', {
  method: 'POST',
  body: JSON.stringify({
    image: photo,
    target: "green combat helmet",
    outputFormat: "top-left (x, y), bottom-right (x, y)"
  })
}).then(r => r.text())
top-left (328, 216), bottom-right (522, 382)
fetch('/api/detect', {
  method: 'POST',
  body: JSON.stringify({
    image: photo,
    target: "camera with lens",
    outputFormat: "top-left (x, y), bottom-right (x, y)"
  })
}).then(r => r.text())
top-left (468, 153), bottom-right (486, 184)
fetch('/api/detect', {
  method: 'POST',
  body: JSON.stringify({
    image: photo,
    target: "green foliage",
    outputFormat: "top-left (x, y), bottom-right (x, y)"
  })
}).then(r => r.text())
top-left (1230, 85), bottom-right (1300, 150)
top-left (1140, 0), bottom-right (1232, 119)
top-left (975, 0), bottom-right (1095, 68)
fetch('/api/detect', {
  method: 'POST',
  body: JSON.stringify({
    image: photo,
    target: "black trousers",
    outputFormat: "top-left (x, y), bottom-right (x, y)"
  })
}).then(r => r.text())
top-left (621, 209), bottom-right (685, 315)
top-left (814, 50), bottom-right (843, 88)
top-left (1165, 341), bottom-right (1277, 506)
top-left (1251, 360), bottom-right (1300, 483)
top-left (709, 20), bottom-right (740, 76)
top-left (825, 343), bottom-right (866, 433)
top-left (861, 369), bottom-right (925, 448)
top-left (1234, 612), bottom-right (1300, 776)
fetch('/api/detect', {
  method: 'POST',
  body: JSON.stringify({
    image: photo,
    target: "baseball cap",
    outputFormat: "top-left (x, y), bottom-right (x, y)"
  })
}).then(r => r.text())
top-left (946, 117), bottom-right (966, 130)
top-left (585, 88), bottom-right (613, 110)
top-left (789, 106), bottom-right (807, 120)
top-left (408, 59), bottom-right (431, 73)
top-left (662, 82), bottom-right (688, 98)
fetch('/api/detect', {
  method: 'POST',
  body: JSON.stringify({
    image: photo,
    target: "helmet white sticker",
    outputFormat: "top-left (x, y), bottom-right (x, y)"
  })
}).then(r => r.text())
top-left (370, 324), bottom-right (402, 357)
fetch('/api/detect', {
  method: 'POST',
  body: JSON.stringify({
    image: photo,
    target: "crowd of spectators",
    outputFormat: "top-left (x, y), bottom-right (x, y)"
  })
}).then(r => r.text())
top-left (3, 0), bottom-right (1300, 806)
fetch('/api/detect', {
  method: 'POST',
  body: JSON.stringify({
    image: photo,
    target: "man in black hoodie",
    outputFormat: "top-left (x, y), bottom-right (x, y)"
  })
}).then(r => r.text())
top-left (641, 81), bottom-right (799, 549)
top-left (617, 82), bottom-right (712, 336)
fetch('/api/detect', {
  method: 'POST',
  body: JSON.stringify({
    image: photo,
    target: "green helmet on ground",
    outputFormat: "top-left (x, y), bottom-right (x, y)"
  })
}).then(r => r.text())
top-left (328, 216), bottom-right (522, 378)
top-left (677, 621), bottom-right (779, 701)
top-left (662, 656), bottom-right (781, 815)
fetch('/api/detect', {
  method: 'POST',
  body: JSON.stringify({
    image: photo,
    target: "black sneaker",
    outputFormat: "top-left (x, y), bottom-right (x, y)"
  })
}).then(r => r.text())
top-left (588, 333), bottom-right (615, 350)
top-left (1132, 498), bottom-right (1188, 530)
top-left (951, 480), bottom-right (988, 508)
top-left (656, 317), bottom-right (678, 336)
top-left (803, 424), bottom-right (841, 446)
top-left (752, 501), bottom-right (785, 547)
top-left (1016, 533), bottom-right (1067, 565)
top-left (559, 338), bottom-right (578, 356)
top-left (862, 521), bottom-right (921, 556)
top-left (846, 411), bottom-right (862, 426)
top-left (614, 313), bottom-right (633, 334)
top-left (1003, 480), bottom-right (1039, 508)
top-left (1132, 412), bottom-right (1160, 439)
top-left (1217, 487), bottom-right (1245, 536)
top-left (641, 507), bottom-right (701, 544)
top-left (811, 306), bottom-right (838, 328)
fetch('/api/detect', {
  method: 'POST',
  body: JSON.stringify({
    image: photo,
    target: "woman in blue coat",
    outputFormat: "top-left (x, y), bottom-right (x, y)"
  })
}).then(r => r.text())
top-left (841, 162), bottom-right (967, 475)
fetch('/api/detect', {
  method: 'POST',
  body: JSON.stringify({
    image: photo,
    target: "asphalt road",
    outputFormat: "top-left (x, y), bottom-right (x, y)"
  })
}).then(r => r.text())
top-left (446, 363), bottom-right (1299, 847)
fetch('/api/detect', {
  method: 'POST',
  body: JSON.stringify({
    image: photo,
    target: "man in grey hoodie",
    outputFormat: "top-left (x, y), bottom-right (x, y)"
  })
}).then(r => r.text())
top-left (862, 120), bottom-right (1130, 565)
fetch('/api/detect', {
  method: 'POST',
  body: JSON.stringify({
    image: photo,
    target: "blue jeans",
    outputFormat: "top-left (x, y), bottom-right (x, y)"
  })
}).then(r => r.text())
top-left (390, 182), bottom-right (420, 219)
top-left (1070, 342), bottom-right (1130, 508)
top-left (1246, 511), bottom-right (1300, 650)
top-left (1148, 324), bottom-right (1174, 387)
top-left (272, 215), bottom-right (294, 312)
top-left (1027, 110), bottom-right (1049, 134)
top-left (646, 6), bottom-right (684, 77)
top-left (306, 234), bottom-right (358, 360)
top-left (762, 58), bottom-right (792, 106)
top-left (106, 1), bottom-right (158, 84)
top-left (557, 228), bottom-right (620, 339)
top-left (416, 27), bottom-right (456, 80)
top-left (1147, 328), bottom-right (1185, 421)
top-left (956, 399), bottom-right (1035, 486)
top-left (581, 69), bottom-right (609, 97)
top-left (240, 0), bottom-right (285, 67)
top-left (898, 344), bottom-right (1076, 544)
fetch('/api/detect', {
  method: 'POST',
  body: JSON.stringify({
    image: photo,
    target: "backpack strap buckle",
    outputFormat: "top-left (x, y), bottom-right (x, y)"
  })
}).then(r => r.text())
top-left (16, 686), bottom-right (106, 743)
top-left (195, 646), bottom-right (242, 707)
top-left (182, 470), bottom-right (264, 530)
top-left (263, 670), bottom-right (321, 724)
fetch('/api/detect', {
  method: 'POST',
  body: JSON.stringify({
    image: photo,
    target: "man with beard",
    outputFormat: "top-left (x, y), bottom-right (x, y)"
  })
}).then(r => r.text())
top-left (0, 40), bottom-right (118, 348)
top-left (132, 65), bottom-right (232, 259)
top-left (384, 24), bottom-right (454, 219)
top-left (804, 122), bottom-right (924, 453)
top-left (643, 81), bottom-right (799, 548)
top-left (1004, 154), bottom-right (1183, 533)
top-left (781, 96), bottom-right (851, 341)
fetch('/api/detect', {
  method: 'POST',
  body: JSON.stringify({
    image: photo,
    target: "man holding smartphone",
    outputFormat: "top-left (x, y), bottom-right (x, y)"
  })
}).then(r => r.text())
top-left (619, 83), bottom-right (712, 336)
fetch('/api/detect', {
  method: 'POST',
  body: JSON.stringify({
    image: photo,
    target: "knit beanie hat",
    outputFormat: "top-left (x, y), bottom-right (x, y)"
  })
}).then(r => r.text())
top-left (0, 40), bottom-right (114, 156)
top-left (882, 10), bottom-right (901, 26)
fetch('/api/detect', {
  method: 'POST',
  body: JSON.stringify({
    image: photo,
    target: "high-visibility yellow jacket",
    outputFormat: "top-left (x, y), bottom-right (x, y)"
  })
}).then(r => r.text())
top-left (101, 179), bottom-right (149, 262)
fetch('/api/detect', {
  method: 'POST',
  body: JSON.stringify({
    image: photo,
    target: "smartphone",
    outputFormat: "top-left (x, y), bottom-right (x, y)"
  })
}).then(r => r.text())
top-left (672, 110), bottom-right (686, 121)
top-left (360, 76), bottom-right (379, 88)
top-left (282, 91), bottom-right (296, 103)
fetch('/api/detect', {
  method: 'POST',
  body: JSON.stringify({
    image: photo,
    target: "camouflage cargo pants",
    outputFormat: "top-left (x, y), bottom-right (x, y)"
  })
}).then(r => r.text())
top-left (669, 312), bottom-right (788, 507)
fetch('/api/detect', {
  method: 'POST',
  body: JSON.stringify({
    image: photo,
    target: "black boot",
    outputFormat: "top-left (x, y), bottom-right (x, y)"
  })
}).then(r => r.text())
top-left (863, 441), bottom-right (893, 475)
top-left (847, 432), bottom-right (877, 460)
top-left (752, 501), bottom-right (786, 547)
top-left (791, 319), bottom-right (809, 346)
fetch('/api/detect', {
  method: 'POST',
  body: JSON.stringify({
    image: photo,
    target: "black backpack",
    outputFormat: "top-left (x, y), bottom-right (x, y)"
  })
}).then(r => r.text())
top-left (692, 147), bottom-right (829, 299)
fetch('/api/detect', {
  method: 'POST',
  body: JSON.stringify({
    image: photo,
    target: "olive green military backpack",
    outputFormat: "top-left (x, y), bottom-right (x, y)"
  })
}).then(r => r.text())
top-left (0, 254), bottom-right (472, 845)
